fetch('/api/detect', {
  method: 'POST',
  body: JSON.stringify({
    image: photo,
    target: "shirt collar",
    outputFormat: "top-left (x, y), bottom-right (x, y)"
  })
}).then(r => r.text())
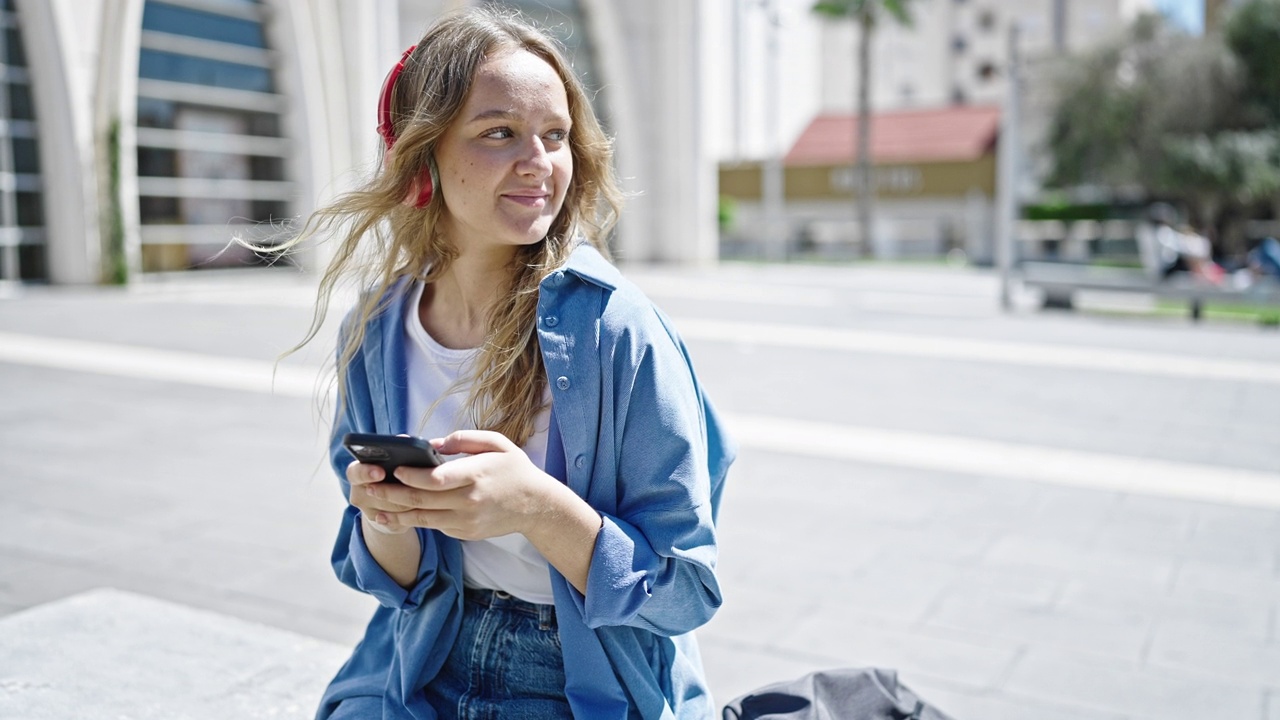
top-left (558, 242), bottom-right (620, 291)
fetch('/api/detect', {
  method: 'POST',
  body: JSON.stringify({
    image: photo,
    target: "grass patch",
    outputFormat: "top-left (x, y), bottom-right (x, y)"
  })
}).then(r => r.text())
top-left (1154, 299), bottom-right (1280, 325)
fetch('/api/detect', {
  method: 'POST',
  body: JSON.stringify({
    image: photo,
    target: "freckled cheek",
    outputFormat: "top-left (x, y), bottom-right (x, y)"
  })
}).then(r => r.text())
top-left (554, 156), bottom-right (573, 199)
top-left (554, 181), bottom-right (570, 206)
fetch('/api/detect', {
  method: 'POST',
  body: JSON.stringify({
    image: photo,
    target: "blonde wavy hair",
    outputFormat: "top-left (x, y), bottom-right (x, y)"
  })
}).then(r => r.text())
top-left (284, 7), bottom-right (622, 445)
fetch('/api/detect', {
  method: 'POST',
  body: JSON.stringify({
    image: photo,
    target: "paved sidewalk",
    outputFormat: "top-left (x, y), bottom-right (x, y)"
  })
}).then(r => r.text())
top-left (0, 265), bottom-right (1277, 719)
top-left (0, 589), bottom-right (347, 718)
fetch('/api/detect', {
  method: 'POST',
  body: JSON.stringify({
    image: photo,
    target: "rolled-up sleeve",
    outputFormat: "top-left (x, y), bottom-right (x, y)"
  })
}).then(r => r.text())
top-left (573, 326), bottom-right (721, 635)
top-left (327, 340), bottom-right (442, 612)
top-left (331, 506), bottom-right (442, 611)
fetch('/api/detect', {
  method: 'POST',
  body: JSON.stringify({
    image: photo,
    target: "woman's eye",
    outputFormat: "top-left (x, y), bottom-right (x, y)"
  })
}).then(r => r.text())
top-left (482, 127), bottom-right (513, 139)
top-left (545, 129), bottom-right (569, 143)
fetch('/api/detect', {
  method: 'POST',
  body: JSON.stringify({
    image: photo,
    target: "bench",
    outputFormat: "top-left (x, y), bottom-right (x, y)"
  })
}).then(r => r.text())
top-left (1018, 220), bottom-right (1280, 321)
top-left (1020, 260), bottom-right (1280, 320)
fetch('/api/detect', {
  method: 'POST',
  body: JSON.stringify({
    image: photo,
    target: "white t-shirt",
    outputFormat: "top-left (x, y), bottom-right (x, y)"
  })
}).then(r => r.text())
top-left (403, 280), bottom-right (556, 605)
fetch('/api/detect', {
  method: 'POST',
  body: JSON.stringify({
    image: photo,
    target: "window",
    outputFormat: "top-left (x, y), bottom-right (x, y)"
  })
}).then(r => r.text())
top-left (142, 2), bottom-right (267, 47)
top-left (11, 137), bottom-right (39, 174)
top-left (0, 1), bottom-right (46, 281)
top-left (135, 0), bottom-right (294, 272)
top-left (138, 49), bottom-right (273, 93)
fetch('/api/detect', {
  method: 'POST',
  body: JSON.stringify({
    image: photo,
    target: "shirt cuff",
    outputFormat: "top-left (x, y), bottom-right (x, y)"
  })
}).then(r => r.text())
top-left (348, 512), bottom-right (437, 611)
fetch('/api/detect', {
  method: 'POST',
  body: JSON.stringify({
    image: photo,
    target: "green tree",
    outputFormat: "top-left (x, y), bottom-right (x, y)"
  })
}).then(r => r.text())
top-left (1224, 0), bottom-right (1280, 124)
top-left (1046, 15), bottom-right (1247, 190)
top-left (1044, 11), bottom-right (1280, 257)
top-left (812, 0), bottom-right (914, 258)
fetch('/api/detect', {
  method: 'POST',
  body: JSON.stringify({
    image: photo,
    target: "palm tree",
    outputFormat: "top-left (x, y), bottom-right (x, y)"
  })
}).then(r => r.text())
top-left (812, 0), bottom-right (915, 258)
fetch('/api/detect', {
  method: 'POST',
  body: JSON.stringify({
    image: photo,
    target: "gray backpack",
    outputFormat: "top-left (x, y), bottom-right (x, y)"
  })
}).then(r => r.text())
top-left (722, 667), bottom-right (957, 720)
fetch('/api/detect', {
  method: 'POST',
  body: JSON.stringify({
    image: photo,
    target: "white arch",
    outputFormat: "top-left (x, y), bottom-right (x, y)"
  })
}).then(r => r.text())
top-left (575, 0), bottom-right (642, 259)
top-left (264, 0), bottom-right (333, 273)
top-left (17, 0), bottom-right (105, 283)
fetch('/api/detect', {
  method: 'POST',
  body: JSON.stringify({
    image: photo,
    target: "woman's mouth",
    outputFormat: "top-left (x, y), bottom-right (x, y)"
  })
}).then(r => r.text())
top-left (503, 192), bottom-right (549, 208)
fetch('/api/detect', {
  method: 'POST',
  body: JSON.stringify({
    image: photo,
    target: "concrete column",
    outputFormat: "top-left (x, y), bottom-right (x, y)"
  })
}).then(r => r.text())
top-left (20, 0), bottom-right (107, 284)
top-left (287, 0), bottom-right (400, 273)
top-left (612, 0), bottom-right (715, 265)
top-left (264, 0), bottom-right (325, 273)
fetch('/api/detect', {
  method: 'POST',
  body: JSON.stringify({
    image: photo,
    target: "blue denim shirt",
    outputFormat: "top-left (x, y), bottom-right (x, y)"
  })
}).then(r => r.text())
top-left (317, 245), bottom-right (735, 719)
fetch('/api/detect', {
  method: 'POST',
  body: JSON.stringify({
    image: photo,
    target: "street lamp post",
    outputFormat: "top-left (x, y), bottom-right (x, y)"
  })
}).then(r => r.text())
top-left (996, 21), bottom-right (1021, 311)
top-left (761, 0), bottom-right (787, 261)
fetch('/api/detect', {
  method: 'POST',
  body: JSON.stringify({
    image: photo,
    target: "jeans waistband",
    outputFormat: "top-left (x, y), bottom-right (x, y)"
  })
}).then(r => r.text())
top-left (463, 587), bottom-right (556, 628)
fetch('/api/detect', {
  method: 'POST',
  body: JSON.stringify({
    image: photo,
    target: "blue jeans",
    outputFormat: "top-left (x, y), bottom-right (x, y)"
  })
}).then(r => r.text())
top-left (425, 588), bottom-right (572, 720)
top-left (1251, 237), bottom-right (1280, 279)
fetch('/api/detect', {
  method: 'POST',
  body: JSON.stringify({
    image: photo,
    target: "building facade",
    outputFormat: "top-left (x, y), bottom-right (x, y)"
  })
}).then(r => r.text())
top-left (6, 0), bottom-right (719, 285)
top-left (711, 0), bottom-right (1163, 263)
top-left (720, 105), bottom-right (1000, 262)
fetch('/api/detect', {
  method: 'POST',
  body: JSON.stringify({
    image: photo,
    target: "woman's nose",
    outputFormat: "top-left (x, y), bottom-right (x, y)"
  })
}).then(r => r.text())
top-left (516, 136), bottom-right (553, 177)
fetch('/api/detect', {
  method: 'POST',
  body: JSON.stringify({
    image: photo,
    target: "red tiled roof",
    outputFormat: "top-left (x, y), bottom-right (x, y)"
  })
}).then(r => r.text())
top-left (785, 105), bottom-right (1001, 166)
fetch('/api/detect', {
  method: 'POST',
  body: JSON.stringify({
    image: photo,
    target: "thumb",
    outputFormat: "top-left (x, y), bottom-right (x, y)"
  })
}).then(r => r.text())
top-left (433, 429), bottom-right (515, 456)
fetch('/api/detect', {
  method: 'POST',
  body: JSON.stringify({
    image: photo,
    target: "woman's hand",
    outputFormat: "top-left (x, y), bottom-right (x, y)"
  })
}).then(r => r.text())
top-left (346, 459), bottom-right (423, 589)
top-left (364, 430), bottom-right (554, 540)
top-left (347, 460), bottom-right (417, 535)
top-left (365, 430), bottom-right (602, 594)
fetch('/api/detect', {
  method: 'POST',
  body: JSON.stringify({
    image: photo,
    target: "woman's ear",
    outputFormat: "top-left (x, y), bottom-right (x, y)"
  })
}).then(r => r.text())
top-left (409, 158), bottom-right (439, 209)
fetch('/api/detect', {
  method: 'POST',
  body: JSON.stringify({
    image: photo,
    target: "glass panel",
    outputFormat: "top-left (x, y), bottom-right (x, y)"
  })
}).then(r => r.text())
top-left (16, 191), bottom-right (42, 226)
top-left (139, 196), bottom-right (180, 223)
top-left (137, 98), bottom-right (176, 128)
top-left (138, 49), bottom-right (273, 93)
top-left (250, 200), bottom-right (289, 221)
top-left (18, 243), bottom-right (47, 281)
top-left (246, 112), bottom-right (280, 137)
top-left (249, 155), bottom-right (284, 181)
top-left (142, 2), bottom-right (267, 48)
top-left (11, 137), bottom-right (39, 174)
top-left (8, 83), bottom-right (33, 119)
top-left (5, 27), bottom-right (26, 66)
top-left (137, 147), bottom-right (177, 176)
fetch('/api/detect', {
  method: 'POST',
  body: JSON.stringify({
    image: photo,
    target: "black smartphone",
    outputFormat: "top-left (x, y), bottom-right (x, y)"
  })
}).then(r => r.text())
top-left (342, 433), bottom-right (444, 475)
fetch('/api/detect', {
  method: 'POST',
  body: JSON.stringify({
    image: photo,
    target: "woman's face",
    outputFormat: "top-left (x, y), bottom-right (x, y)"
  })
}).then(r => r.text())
top-left (433, 47), bottom-right (573, 256)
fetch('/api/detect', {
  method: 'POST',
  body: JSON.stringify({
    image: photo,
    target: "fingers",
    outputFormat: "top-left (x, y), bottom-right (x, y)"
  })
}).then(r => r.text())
top-left (431, 429), bottom-right (515, 457)
top-left (366, 479), bottom-right (465, 511)
top-left (345, 460), bottom-right (386, 486)
top-left (346, 461), bottom-right (417, 518)
top-left (372, 508), bottom-right (479, 540)
top-left (390, 464), bottom-right (455, 490)
top-left (363, 511), bottom-right (412, 535)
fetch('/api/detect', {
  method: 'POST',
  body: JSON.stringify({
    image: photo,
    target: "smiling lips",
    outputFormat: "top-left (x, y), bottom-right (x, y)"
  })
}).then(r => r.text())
top-left (503, 190), bottom-right (550, 207)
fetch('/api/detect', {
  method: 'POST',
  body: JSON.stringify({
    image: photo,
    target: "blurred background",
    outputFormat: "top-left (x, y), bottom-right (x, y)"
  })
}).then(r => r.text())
top-left (2, 1), bottom-right (1279, 719)
top-left (3, 0), bottom-right (1276, 286)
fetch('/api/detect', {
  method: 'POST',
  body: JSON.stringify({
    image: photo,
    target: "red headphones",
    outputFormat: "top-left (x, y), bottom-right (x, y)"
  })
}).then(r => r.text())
top-left (378, 45), bottom-right (434, 209)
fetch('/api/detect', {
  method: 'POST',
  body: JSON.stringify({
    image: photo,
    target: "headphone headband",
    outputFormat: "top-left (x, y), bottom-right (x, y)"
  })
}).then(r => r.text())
top-left (377, 45), bottom-right (417, 149)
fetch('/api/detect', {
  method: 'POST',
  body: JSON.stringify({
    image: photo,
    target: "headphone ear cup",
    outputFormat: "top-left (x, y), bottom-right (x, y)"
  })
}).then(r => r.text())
top-left (412, 169), bottom-right (434, 208)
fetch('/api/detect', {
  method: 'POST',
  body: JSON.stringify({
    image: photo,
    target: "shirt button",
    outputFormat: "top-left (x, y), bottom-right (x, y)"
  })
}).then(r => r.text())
top-left (556, 376), bottom-right (571, 390)
top-left (574, 455), bottom-right (586, 469)
top-left (544, 316), bottom-right (559, 328)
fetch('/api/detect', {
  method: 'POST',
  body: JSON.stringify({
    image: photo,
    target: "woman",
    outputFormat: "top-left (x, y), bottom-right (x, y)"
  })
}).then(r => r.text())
top-left (292, 8), bottom-right (734, 719)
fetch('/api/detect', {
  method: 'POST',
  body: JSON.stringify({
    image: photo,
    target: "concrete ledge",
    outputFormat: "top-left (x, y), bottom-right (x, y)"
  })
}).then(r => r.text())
top-left (0, 588), bottom-right (349, 719)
